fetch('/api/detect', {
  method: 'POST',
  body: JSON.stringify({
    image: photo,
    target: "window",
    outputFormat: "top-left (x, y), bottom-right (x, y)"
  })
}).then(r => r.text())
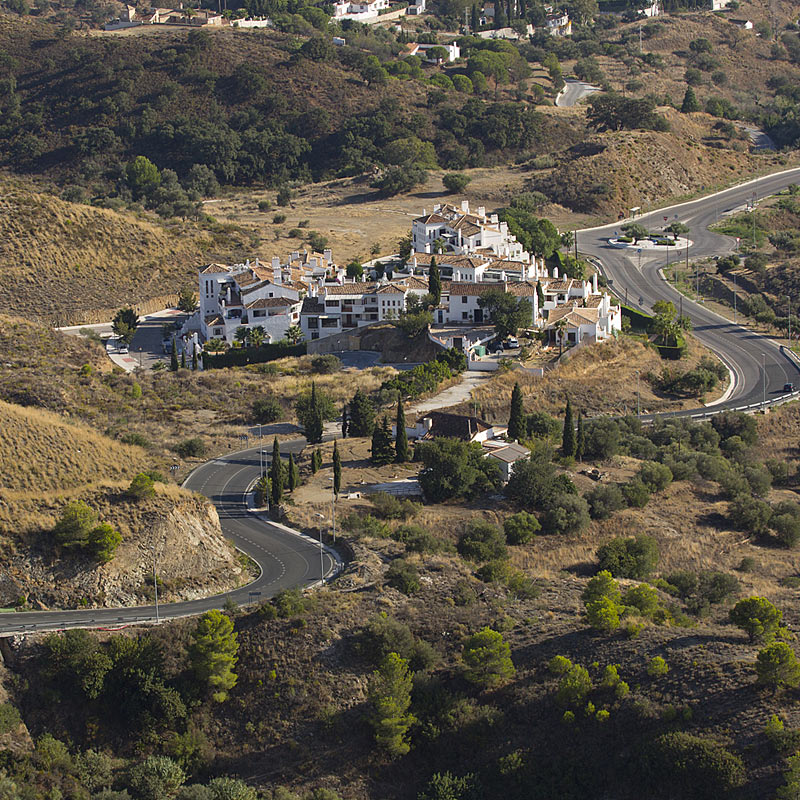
top-left (461, 296), bottom-right (467, 303)
top-left (462, 312), bottom-right (468, 320)
top-left (214, 328), bottom-right (222, 336)
top-left (311, 332), bottom-right (319, 340)
top-left (325, 299), bottom-right (340, 307)
top-left (307, 317), bottom-right (319, 329)
top-left (253, 309), bottom-right (266, 318)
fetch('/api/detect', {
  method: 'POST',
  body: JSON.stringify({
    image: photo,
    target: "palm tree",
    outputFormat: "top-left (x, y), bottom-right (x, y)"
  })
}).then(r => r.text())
top-left (204, 338), bottom-right (227, 353)
top-left (234, 326), bottom-right (249, 348)
top-left (286, 325), bottom-right (303, 345)
top-left (249, 326), bottom-right (266, 348)
top-left (555, 318), bottom-right (568, 355)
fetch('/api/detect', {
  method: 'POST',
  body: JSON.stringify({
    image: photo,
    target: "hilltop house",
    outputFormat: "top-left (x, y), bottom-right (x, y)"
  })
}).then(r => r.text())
top-left (332, 0), bottom-right (388, 19)
top-left (544, 7), bottom-right (572, 35)
top-left (402, 42), bottom-right (461, 62)
top-left (411, 201), bottom-right (530, 261)
top-left (543, 293), bottom-right (621, 346)
top-left (105, 4), bottom-right (224, 29)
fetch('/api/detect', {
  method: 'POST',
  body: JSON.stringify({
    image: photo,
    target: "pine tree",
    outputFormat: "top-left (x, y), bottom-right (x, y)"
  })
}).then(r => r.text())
top-left (429, 257), bottom-right (442, 306)
top-left (269, 437), bottom-right (283, 507)
top-left (372, 416), bottom-right (394, 466)
top-left (562, 397), bottom-right (576, 457)
top-left (576, 411), bottom-right (585, 462)
top-left (681, 86), bottom-right (700, 113)
top-left (395, 399), bottom-right (409, 463)
top-left (189, 609), bottom-right (239, 703)
top-left (170, 337), bottom-right (179, 372)
top-left (348, 389), bottom-right (376, 437)
top-left (287, 453), bottom-right (299, 491)
top-left (508, 382), bottom-right (525, 441)
top-left (341, 406), bottom-right (349, 439)
top-left (368, 653), bottom-right (416, 758)
top-left (333, 440), bottom-right (342, 495)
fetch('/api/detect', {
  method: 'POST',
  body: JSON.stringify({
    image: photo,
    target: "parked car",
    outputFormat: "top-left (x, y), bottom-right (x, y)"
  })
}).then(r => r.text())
top-left (784, 382), bottom-right (795, 392)
top-left (119, 343), bottom-right (129, 354)
top-left (503, 337), bottom-right (519, 349)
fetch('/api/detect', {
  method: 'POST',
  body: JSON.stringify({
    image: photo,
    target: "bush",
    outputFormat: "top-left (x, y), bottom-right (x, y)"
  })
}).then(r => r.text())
top-left (548, 655), bottom-right (572, 676)
top-left (442, 173), bottom-right (471, 193)
top-left (756, 642), bottom-right (800, 689)
top-left (127, 473), bottom-right (156, 500)
top-left (476, 560), bottom-right (508, 583)
top-left (596, 535), bottom-right (659, 579)
top-left (583, 419), bottom-right (620, 460)
top-left (175, 438), bottom-right (206, 458)
top-left (386, 559), bottom-right (421, 595)
top-left (556, 664), bottom-right (592, 708)
top-left (728, 493), bottom-right (772, 536)
top-left (621, 479), bottom-right (650, 508)
top-left (310, 354), bottom-right (341, 374)
top-left (356, 615), bottom-right (436, 671)
top-left (623, 584), bottom-right (660, 618)
top-left (88, 523), bottom-right (122, 563)
top-left (503, 511), bottom-right (540, 544)
top-left (647, 656), bottom-right (669, 677)
top-left (342, 513), bottom-right (390, 538)
top-left (458, 520), bottom-right (507, 562)
top-left (252, 397), bottom-right (283, 423)
top-left (53, 501), bottom-right (97, 549)
top-left (392, 524), bottom-right (444, 554)
top-left (586, 484), bottom-right (626, 520)
top-left (502, 569), bottom-right (539, 601)
top-left (540, 494), bottom-right (590, 535)
top-left (121, 432), bottom-right (150, 448)
top-left (637, 461), bottom-right (673, 492)
top-left (0, 703), bottom-right (21, 735)
top-left (369, 492), bottom-right (420, 520)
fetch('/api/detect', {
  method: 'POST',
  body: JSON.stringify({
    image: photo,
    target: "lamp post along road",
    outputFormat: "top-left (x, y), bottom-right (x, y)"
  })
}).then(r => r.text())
top-left (763, 353), bottom-right (767, 408)
top-left (152, 545), bottom-right (160, 623)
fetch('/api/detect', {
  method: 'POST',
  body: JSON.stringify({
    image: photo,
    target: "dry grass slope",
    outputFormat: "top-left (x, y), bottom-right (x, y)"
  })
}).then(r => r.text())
top-left (0, 399), bottom-right (147, 494)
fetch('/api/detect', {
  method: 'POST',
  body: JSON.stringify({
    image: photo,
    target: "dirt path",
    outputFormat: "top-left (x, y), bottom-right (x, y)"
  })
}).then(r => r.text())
top-left (407, 371), bottom-right (494, 417)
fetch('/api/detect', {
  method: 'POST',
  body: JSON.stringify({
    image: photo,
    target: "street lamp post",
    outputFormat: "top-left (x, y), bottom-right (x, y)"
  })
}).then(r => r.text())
top-left (763, 353), bottom-right (767, 408)
top-left (787, 295), bottom-right (792, 349)
top-left (152, 544), bottom-right (160, 623)
top-left (635, 370), bottom-right (641, 417)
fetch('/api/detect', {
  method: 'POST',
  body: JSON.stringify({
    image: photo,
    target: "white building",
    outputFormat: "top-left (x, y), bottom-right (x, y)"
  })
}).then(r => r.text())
top-left (545, 8), bottom-right (572, 35)
top-left (481, 440), bottom-right (531, 482)
top-left (407, 0), bottom-right (425, 14)
top-left (411, 201), bottom-right (530, 261)
top-left (333, 0), bottom-right (388, 19)
top-left (543, 293), bottom-right (622, 346)
top-left (403, 42), bottom-right (460, 62)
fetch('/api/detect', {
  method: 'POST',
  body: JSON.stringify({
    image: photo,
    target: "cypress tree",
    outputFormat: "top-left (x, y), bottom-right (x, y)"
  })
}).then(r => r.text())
top-left (536, 279), bottom-right (544, 310)
top-left (269, 437), bottom-right (283, 507)
top-left (372, 416), bottom-right (394, 466)
top-left (181, 349), bottom-right (186, 369)
top-left (170, 337), bottom-right (179, 372)
top-left (429, 257), bottom-right (442, 306)
top-left (576, 411), bottom-right (585, 462)
top-left (288, 453), bottom-right (299, 491)
top-left (333, 440), bottom-right (342, 495)
top-left (192, 348), bottom-right (198, 371)
top-left (315, 449), bottom-right (323, 472)
top-left (395, 398), bottom-right (409, 463)
top-left (348, 389), bottom-right (376, 437)
top-left (562, 397), bottom-right (576, 457)
top-left (508, 382), bottom-right (525, 441)
top-left (342, 405), bottom-right (349, 439)
top-left (471, 2), bottom-right (478, 30)
top-left (310, 449), bottom-right (319, 474)
top-left (305, 382), bottom-right (324, 444)
top-left (681, 86), bottom-right (700, 113)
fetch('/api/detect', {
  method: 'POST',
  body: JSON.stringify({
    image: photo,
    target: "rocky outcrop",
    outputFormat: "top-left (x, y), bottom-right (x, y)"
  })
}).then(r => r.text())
top-left (0, 489), bottom-right (246, 610)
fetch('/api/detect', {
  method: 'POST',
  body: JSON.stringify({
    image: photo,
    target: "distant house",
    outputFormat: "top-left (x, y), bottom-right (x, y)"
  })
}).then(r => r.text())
top-left (481, 440), bottom-right (530, 482)
top-left (543, 294), bottom-right (621, 346)
top-left (332, 0), bottom-right (388, 19)
top-left (407, 0), bottom-right (426, 14)
top-left (405, 411), bottom-right (508, 443)
top-left (711, 0), bottom-right (732, 9)
top-left (544, 7), bottom-right (572, 35)
top-left (402, 42), bottom-right (460, 62)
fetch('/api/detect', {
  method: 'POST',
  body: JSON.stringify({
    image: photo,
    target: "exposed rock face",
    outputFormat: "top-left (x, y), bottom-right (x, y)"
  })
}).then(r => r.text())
top-left (0, 491), bottom-right (245, 610)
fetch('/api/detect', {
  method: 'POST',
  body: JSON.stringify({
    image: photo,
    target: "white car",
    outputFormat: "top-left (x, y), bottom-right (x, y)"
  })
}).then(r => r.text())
top-left (503, 337), bottom-right (519, 349)
top-left (118, 344), bottom-right (129, 354)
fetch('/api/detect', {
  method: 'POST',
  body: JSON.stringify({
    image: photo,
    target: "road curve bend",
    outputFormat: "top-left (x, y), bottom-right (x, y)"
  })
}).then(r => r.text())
top-left (0, 441), bottom-right (338, 637)
top-left (578, 167), bottom-right (800, 419)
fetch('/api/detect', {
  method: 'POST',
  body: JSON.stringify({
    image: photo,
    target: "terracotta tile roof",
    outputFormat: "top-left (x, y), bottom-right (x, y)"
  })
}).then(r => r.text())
top-left (413, 213), bottom-right (448, 225)
top-left (545, 306), bottom-right (600, 328)
top-left (235, 272), bottom-right (261, 287)
top-left (585, 295), bottom-right (603, 308)
top-left (507, 281), bottom-right (538, 297)
top-left (199, 263), bottom-right (231, 275)
top-left (246, 297), bottom-right (296, 309)
top-left (400, 276), bottom-right (429, 290)
top-left (441, 281), bottom-right (497, 296)
top-left (452, 218), bottom-right (482, 237)
top-left (204, 314), bottom-right (224, 326)
top-left (376, 283), bottom-right (407, 294)
top-left (302, 297), bottom-right (324, 313)
top-left (323, 282), bottom-right (377, 295)
top-left (482, 442), bottom-right (530, 462)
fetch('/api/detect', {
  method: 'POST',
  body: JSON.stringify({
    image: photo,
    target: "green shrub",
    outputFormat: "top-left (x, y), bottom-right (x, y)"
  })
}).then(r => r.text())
top-left (637, 461), bottom-right (673, 492)
top-left (503, 511), bottom-right (540, 544)
top-left (458, 520), bottom-right (507, 562)
top-left (342, 513), bottom-right (390, 538)
top-left (621, 479), bottom-right (650, 508)
top-left (622, 584), bottom-right (660, 618)
top-left (392, 524), bottom-right (444, 554)
top-left (730, 596), bottom-right (781, 642)
top-left (252, 397), bottom-right (283, 423)
top-left (548, 655), bottom-right (572, 676)
top-left (369, 492), bottom-right (420, 520)
top-left (596, 535), bottom-right (658, 579)
top-left (310, 354), bottom-right (341, 374)
top-left (0, 703), bottom-right (21, 734)
top-left (175, 438), bottom-right (206, 458)
top-left (121, 432), bottom-right (150, 448)
top-left (127, 473), bottom-right (155, 500)
top-left (756, 642), bottom-right (800, 689)
top-left (504, 570), bottom-right (539, 600)
top-left (586, 484), bottom-right (626, 520)
top-left (386, 559), bottom-right (421, 595)
top-left (476, 560), bottom-right (508, 583)
top-left (462, 627), bottom-right (515, 688)
top-left (647, 656), bottom-right (669, 677)
top-left (557, 663), bottom-right (592, 707)
top-left (540, 494), bottom-right (590, 535)
top-left (356, 614), bottom-right (437, 671)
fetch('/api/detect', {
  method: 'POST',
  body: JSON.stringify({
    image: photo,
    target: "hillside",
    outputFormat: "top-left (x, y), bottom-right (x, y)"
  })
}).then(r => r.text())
top-left (0, 175), bottom-right (256, 324)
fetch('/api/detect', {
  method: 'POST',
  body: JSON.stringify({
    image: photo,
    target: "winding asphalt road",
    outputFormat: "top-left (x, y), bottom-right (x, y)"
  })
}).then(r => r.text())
top-left (0, 440), bottom-right (337, 636)
top-left (578, 166), bottom-right (800, 419)
top-left (5, 167), bottom-right (800, 636)
top-left (556, 79), bottom-right (600, 108)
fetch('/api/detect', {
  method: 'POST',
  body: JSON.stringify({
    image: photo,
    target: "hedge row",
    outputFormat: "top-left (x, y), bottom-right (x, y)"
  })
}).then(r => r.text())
top-left (204, 343), bottom-right (306, 369)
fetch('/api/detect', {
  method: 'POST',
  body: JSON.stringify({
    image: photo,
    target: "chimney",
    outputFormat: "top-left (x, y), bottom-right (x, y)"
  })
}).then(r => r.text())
top-left (553, 266), bottom-right (559, 279)
top-left (461, 200), bottom-right (469, 214)
top-left (477, 206), bottom-right (486, 217)
top-left (272, 256), bottom-right (280, 269)
top-left (291, 251), bottom-right (300, 260)
top-left (323, 248), bottom-right (332, 264)
top-left (593, 272), bottom-right (599, 293)
top-left (490, 214), bottom-right (499, 224)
